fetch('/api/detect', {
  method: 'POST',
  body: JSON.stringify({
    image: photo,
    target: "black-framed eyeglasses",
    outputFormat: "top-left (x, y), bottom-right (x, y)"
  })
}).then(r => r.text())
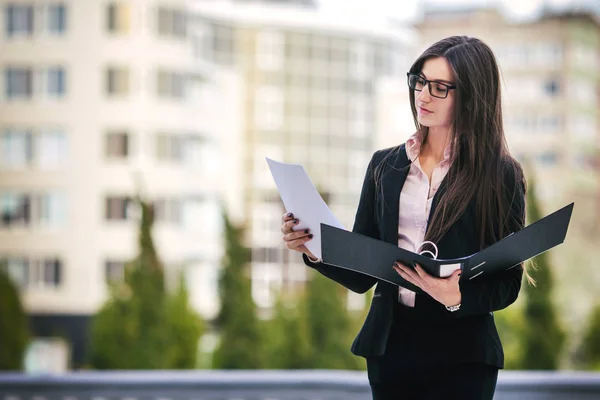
top-left (407, 73), bottom-right (456, 99)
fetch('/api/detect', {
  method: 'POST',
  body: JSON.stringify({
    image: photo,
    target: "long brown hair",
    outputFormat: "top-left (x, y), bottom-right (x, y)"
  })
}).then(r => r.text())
top-left (381, 36), bottom-right (527, 255)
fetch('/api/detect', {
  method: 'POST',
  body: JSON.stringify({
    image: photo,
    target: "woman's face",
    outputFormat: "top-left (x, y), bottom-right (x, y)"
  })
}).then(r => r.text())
top-left (414, 57), bottom-right (456, 130)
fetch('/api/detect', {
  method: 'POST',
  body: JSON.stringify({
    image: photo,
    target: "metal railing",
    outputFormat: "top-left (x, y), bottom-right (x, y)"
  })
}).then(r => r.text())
top-left (1, 371), bottom-right (600, 400)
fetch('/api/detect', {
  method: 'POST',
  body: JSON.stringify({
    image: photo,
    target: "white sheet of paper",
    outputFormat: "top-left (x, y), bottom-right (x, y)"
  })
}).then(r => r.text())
top-left (266, 158), bottom-right (346, 259)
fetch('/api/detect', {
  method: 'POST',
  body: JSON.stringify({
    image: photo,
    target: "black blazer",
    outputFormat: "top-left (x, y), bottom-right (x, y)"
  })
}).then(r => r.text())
top-left (303, 144), bottom-right (525, 368)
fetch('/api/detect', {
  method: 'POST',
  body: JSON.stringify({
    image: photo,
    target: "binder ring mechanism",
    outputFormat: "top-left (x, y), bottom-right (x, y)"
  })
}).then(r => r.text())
top-left (416, 240), bottom-right (438, 260)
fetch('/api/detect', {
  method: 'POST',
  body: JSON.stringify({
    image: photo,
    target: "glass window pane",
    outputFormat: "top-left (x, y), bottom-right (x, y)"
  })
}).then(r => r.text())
top-left (6, 68), bottom-right (33, 99)
top-left (47, 67), bottom-right (65, 97)
top-left (38, 128), bottom-right (67, 168)
top-left (106, 131), bottom-right (129, 158)
top-left (48, 4), bottom-right (66, 34)
top-left (6, 257), bottom-right (28, 288)
top-left (0, 129), bottom-right (32, 168)
top-left (39, 192), bottom-right (66, 228)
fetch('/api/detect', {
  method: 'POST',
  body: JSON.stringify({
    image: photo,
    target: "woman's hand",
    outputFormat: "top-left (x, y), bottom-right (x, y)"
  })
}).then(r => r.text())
top-left (281, 212), bottom-right (317, 260)
top-left (393, 262), bottom-right (462, 307)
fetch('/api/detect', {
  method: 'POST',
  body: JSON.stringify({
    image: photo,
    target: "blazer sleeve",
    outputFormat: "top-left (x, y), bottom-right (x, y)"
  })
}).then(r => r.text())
top-left (414, 162), bottom-right (526, 320)
top-left (302, 150), bottom-right (383, 294)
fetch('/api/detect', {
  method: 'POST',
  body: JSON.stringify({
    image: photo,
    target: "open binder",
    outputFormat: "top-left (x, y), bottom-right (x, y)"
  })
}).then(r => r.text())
top-left (320, 203), bottom-right (574, 291)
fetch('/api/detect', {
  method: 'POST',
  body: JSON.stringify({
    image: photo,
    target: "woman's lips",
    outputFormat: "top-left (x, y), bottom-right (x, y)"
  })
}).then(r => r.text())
top-left (418, 107), bottom-right (433, 115)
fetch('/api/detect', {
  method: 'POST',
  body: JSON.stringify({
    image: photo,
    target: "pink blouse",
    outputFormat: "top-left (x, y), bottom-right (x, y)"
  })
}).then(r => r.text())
top-left (397, 132), bottom-right (452, 307)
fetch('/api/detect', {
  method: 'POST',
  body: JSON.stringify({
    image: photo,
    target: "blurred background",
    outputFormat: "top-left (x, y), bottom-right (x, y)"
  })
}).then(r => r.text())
top-left (1, 0), bottom-right (599, 377)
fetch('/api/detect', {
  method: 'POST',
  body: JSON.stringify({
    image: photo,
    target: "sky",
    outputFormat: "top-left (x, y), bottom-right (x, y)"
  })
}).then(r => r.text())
top-left (319, 0), bottom-right (596, 22)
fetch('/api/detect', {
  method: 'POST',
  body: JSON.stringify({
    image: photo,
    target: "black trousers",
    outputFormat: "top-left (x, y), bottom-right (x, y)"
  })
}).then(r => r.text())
top-left (368, 361), bottom-right (498, 400)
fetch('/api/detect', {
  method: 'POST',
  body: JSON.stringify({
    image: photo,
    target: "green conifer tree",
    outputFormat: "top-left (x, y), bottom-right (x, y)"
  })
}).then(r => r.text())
top-left (90, 198), bottom-right (203, 369)
top-left (520, 178), bottom-right (566, 369)
top-left (264, 295), bottom-right (312, 369)
top-left (213, 212), bottom-right (265, 369)
top-left (0, 267), bottom-right (30, 370)
top-left (575, 304), bottom-right (600, 370)
top-left (306, 272), bottom-right (361, 369)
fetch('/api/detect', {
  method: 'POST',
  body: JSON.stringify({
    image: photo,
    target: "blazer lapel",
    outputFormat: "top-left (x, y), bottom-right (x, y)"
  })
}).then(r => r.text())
top-left (380, 146), bottom-right (411, 244)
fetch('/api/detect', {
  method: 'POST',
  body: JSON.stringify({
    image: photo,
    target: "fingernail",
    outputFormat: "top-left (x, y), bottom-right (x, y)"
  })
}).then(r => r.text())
top-left (294, 219), bottom-right (299, 224)
top-left (308, 234), bottom-right (313, 239)
top-left (287, 213), bottom-right (293, 218)
top-left (304, 229), bottom-right (309, 234)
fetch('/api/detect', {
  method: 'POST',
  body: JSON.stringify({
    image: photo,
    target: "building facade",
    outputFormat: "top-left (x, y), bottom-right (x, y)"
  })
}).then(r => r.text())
top-left (190, 0), bottom-right (415, 311)
top-left (0, 0), bottom-right (227, 368)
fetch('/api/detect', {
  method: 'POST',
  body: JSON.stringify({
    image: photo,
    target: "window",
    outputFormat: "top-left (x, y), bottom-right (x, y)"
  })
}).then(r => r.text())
top-left (538, 152), bottom-right (559, 166)
top-left (5, 4), bottom-right (34, 37)
top-left (3, 66), bottom-right (67, 100)
top-left (105, 260), bottom-right (126, 282)
top-left (192, 23), bottom-right (213, 62)
top-left (348, 151), bottom-right (369, 190)
top-left (181, 197), bottom-right (221, 235)
top-left (572, 44), bottom-right (599, 70)
top-left (47, 4), bottom-right (66, 34)
top-left (1, 193), bottom-right (31, 227)
top-left (568, 78), bottom-right (595, 104)
top-left (106, 66), bottom-right (129, 96)
top-left (0, 191), bottom-right (66, 229)
top-left (47, 67), bottom-right (66, 97)
top-left (255, 86), bottom-right (283, 131)
top-left (107, 2), bottom-right (130, 34)
top-left (1, 256), bottom-right (62, 288)
top-left (4, 4), bottom-right (67, 37)
top-left (251, 263), bottom-right (282, 308)
top-left (544, 78), bottom-right (560, 96)
top-left (213, 24), bottom-right (234, 59)
top-left (154, 197), bottom-right (182, 225)
top-left (38, 192), bottom-right (66, 228)
top-left (0, 128), bottom-right (67, 169)
top-left (155, 133), bottom-right (207, 165)
top-left (569, 115), bottom-right (596, 139)
top-left (539, 42), bottom-right (563, 68)
top-left (197, 138), bottom-right (220, 174)
top-left (256, 30), bottom-right (284, 71)
top-left (349, 95), bottom-right (368, 138)
top-left (251, 247), bottom-right (282, 263)
top-left (29, 258), bottom-right (62, 288)
top-left (350, 40), bottom-right (372, 80)
top-left (5, 67), bottom-right (33, 100)
top-left (105, 196), bottom-right (132, 221)
top-left (157, 6), bottom-right (186, 38)
top-left (0, 128), bottom-right (33, 168)
top-left (105, 131), bottom-right (130, 159)
top-left (156, 134), bottom-right (207, 166)
top-left (538, 115), bottom-right (561, 134)
top-left (38, 128), bottom-right (67, 168)
top-left (156, 133), bottom-right (182, 162)
top-left (1, 256), bottom-right (28, 288)
top-left (157, 70), bottom-right (186, 99)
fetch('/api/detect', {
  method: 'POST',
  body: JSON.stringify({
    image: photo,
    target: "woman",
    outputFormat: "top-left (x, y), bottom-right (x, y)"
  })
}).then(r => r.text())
top-left (281, 36), bottom-right (527, 399)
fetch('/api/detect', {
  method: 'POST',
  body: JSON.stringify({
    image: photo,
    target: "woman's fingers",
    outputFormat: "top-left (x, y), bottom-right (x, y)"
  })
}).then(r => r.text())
top-left (280, 212), bottom-right (315, 253)
top-left (282, 212), bottom-right (294, 223)
top-left (285, 232), bottom-right (313, 250)
top-left (394, 262), bottom-right (426, 288)
top-left (281, 217), bottom-right (300, 233)
top-left (283, 227), bottom-right (312, 242)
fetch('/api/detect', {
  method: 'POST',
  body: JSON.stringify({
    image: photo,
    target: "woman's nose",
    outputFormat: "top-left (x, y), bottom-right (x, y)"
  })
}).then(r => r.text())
top-left (417, 83), bottom-right (432, 101)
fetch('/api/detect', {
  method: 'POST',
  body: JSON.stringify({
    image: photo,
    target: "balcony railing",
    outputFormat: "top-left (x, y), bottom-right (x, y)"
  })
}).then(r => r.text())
top-left (1, 371), bottom-right (600, 400)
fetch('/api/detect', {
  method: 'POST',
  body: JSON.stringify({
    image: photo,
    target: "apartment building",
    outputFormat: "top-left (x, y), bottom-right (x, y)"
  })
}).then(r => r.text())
top-left (0, 0), bottom-right (230, 368)
top-left (190, 0), bottom-right (415, 310)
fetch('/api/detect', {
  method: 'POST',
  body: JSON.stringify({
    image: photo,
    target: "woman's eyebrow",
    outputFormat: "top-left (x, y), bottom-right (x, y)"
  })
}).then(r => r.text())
top-left (420, 73), bottom-right (454, 85)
